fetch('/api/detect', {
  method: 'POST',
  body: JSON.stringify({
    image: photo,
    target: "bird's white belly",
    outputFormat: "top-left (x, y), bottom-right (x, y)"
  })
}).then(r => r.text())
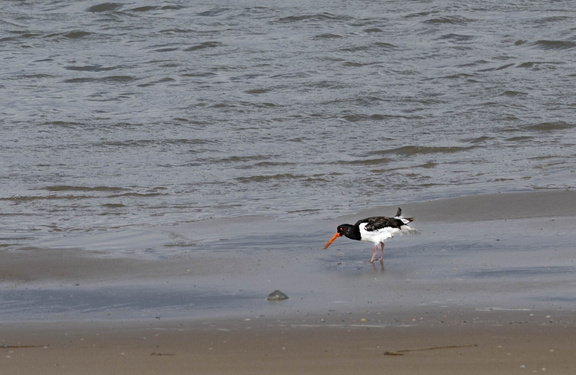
top-left (358, 223), bottom-right (400, 244)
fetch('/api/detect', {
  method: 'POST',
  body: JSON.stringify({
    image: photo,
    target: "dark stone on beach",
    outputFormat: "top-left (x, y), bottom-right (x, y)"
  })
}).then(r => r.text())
top-left (267, 290), bottom-right (289, 301)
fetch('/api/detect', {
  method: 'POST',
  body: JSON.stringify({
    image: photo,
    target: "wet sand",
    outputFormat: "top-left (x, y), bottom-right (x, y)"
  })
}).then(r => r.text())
top-left (1, 190), bottom-right (576, 373)
top-left (1, 309), bottom-right (576, 374)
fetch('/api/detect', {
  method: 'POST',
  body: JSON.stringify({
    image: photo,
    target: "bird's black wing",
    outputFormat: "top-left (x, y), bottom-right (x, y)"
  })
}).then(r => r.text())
top-left (355, 216), bottom-right (405, 231)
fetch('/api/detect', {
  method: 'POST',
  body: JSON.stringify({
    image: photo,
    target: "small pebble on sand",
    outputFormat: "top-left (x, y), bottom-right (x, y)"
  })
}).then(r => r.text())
top-left (267, 290), bottom-right (289, 301)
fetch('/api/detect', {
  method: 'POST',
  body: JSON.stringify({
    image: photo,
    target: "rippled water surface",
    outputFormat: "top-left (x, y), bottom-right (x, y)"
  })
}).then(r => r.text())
top-left (2, 0), bottom-right (576, 243)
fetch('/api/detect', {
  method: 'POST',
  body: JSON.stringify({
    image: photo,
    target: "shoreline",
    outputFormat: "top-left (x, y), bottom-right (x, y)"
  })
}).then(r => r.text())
top-left (1, 190), bottom-right (575, 322)
top-left (1, 190), bottom-right (575, 373)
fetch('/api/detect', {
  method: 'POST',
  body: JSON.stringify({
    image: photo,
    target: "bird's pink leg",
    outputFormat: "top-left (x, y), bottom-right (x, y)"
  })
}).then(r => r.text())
top-left (376, 242), bottom-right (385, 262)
top-left (369, 245), bottom-right (378, 263)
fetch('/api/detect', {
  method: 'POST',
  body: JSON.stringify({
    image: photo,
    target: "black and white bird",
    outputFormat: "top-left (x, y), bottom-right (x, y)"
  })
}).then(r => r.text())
top-left (323, 208), bottom-right (416, 263)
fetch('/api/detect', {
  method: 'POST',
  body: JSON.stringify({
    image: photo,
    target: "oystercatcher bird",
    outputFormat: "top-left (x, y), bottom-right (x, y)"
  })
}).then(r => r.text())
top-left (323, 208), bottom-right (416, 263)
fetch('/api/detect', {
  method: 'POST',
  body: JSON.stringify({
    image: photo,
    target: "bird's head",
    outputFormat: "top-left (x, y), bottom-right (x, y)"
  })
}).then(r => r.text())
top-left (323, 224), bottom-right (353, 249)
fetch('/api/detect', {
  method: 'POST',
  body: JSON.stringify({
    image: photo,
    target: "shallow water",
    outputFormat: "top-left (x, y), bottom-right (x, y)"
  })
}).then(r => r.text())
top-left (1, 192), bottom-right (575, 322)
top-left (2, 0), bottom-right (576, 244)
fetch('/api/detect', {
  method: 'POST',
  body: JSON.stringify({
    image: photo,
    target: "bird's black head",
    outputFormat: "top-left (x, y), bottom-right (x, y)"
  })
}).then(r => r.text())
top-left (337, 224), bottom-right (350, 235)
top-left (337, 224), bottom-right (361, 241)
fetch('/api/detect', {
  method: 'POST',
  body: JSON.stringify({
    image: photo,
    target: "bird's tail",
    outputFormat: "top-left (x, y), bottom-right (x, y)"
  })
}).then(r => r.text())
top-left (395, 207), bottom-right (414, 225)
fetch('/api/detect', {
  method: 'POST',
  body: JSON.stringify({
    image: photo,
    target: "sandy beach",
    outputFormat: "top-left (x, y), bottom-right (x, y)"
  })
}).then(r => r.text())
top-left (1, 191), bottom-right (576, 373)
top-left (1, 308), bottom-right (575, 374)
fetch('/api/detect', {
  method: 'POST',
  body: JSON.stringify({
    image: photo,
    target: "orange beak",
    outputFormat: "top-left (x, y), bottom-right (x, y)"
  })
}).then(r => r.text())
top-left (323, 233), bottom-right (341, 250)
